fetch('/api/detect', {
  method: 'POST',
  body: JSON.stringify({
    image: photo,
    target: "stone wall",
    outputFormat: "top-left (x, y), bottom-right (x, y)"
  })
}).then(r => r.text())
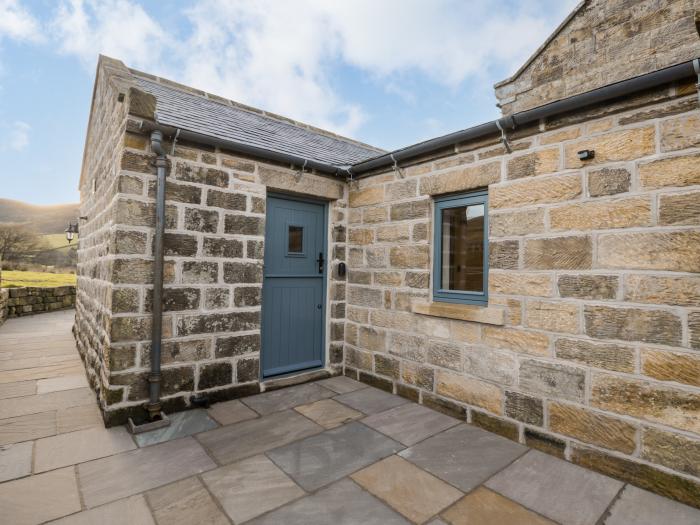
top-left (0, 288), bottom-right (8, 326)
top-left (345, 86), bottom-right (700, 506)
top-left (494, 0), bottom-right (700, 115)
top-left (4, 286), bottom-right (75, 317)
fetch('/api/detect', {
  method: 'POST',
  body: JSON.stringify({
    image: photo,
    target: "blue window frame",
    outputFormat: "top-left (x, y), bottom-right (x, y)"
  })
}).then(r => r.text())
top-left (433, 190), bottom-right (488, 305)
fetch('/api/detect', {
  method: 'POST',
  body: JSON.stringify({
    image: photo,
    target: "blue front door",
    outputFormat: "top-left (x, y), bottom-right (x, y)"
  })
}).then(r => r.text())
top-left (261, 195), bottom-right (326, 378)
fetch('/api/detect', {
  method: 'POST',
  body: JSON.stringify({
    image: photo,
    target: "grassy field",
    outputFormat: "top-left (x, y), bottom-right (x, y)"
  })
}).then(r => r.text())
top-left (1, 270), bottom-right (76, 288)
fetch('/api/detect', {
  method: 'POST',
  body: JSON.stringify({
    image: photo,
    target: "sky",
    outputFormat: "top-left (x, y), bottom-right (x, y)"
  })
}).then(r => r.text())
top-left (0, 0), bottom-right (578, 205)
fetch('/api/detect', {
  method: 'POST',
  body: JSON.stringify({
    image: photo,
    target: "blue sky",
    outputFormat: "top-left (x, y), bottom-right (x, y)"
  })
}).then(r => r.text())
top-left (0, 0), bottom-right (577, 205)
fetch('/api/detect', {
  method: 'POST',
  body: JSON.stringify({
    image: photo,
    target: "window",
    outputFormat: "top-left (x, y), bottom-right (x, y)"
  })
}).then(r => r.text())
top-left (433, 190), bottom-right (488, 305)
top-left (287, 225), bottom-right (304, 255)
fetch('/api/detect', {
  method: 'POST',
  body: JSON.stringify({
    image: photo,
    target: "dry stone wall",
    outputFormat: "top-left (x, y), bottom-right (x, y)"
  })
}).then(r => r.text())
top-left (0, 288), bottom-right (8, 326)
top-left (345, 87), bottom-right (700, 507)
top-left (4, 286), bottom-right (75, 317)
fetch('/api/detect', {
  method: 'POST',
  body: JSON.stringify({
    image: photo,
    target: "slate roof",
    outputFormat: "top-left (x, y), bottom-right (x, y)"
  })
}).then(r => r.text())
top-left (133, 74), bottom-right (385, 168)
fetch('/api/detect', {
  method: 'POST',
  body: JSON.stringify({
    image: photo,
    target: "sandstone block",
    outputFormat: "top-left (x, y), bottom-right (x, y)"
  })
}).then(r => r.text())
top-left (224, 215), bottom-right (264, 236)
top-left (435, 370), bottom-right (503, 414)
top-left (389, 245), bottom-right (430, 269)
top-left (347, 286), bottom-right (383, 308)
top-left (386, 179), bottom-right (417, 201)
top-left (598, 231), bottom-right (700, 272)
top-left (362, 206), bottom-right (388, 223)
top-left (524, 235), bottom-right (592, 270)
top-left (488, 271), bottom-right (553, 297)
top-left (624, 274), bottom-right (700, 307)
top-left (389, 332), bottom-right (427, 362)
top-left (247, 240), bottom-right (264, 259)
top-left (198, 361), bottom-right (233, 390)
top-left (519, 360), bottom-right (585, 401)
top-left (215, 333), bottom-right (261, 357)
top-left (463, 346), bottom-right (517, 386)
top-left (358, 326), bottom-right (386, 352)
top-left (587, 167), bottom-right (631, 197)
top-left (489, 208), bottom-right (545, 237)
top-left (148, 180), bottom-right (202, 204)
top-left (178, 311), bottom-right (260, 336)
top-left (506, 148), bottom-right (560, 180)
top-left (113, 259), bottom-right (154, 284)
top-left (366, 247), bottom-right (386, 268)
top-left (111, 288), bottom-right (139, 314)
top-left (401, 361), bottom-right (434, 390)
top-left (348, 271), bottom-right (371, 285)
top-left (639, 153), bottom-right (700, 189)
top-left (374, 353), bottom-right (399, 379)
top-left (412, 222), bottom-right (428, 242)
top-left (162, 233), bottom-right (198, 257)
top-left (419, 162), bottom-right (501, 195)
top-left (591, 374), bottom-right (700, 433)
top-left (557, 274), bottom-right (618, 300)
top-left (114, 230), bottom-right (147, 255)
top-left (182, 261), bottom-right (218, 284)
top-left (175, 162), bottom-right (228, 187)
top-left (548, 402), bottom-right (637, 453)
top-left (554, 338), bottom-right (635, 373)
top-left (234, 286), bottom-right (261, 307)
top-left (405, 271), bottom-right (430, 289)
top-left (118, 174), bottom-right (143, 195)
top-left (691, 312), bottom-right (700, 350)
top-left (348, 228), bottom-right (374, 245)
top-left (641, 427), bottom-right (700, 478)
top-left (349, 186), bottom-right (384, 207)
top-left (489, 240), bottom-right (519, 270)
top-left (427, 341), bottom-right (463, 371)
top-left (584, 305), bottom-right (682, 346)
top-left (471, 411), bottom-right (519, 441)
top-left (376, 224), bottom-right (409, 242)
top-left (259, 166), bottom-right (343, 200)
top-left (184, 208), bottom-right (219, 233)
top-left (223, 262), bottom-right (263, 284)
top-left (203, 238), bottom-right (243, 258)
top-left (660, 113), bottom-right (700, 152)
top-left (481, 326), bottom-right (549, 356)
top-left (121, 150), bottom-right (155, 174)
top-left (204, 288), bottom-right (230, 309)
top-left (206, 189), bottom-right (246, 211)
top-left (373, 271), bottom-right (402, 286)
top-left (490, 173), bottom-right (581, 209)
top-left (237, 357), bottom-right (259, 382)
top-left (524, 429), bottom-right (566, 459)
top-left (525, 300), bottom-right (579, 334)
top-left (564, 127), bottom-right (655, 168)
top-left (641, 349), bottom-right (700, 388)
top-left (504, 391), bottom-right (543, 425)
top-left (390, 200), bottom-right (430, 221)
top-left (549, 197), bottom-right (651, 231)
top-left (111, 316), bottom-right (152, 342)
top-left (146, 287), bottom-right (200, 312)
top-left (659, 191), bottom-right (700, 226)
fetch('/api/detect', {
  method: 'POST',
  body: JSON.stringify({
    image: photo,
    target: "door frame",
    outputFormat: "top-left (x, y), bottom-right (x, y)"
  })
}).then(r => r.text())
top-left (260, 192), bottom-right (329, 380)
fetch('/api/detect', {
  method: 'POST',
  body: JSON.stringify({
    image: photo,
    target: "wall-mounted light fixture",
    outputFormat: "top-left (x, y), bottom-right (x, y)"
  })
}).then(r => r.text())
top-left (577, 149), bottom-right (595, 161)
top-left (64, 223), bottom-right (79, 243)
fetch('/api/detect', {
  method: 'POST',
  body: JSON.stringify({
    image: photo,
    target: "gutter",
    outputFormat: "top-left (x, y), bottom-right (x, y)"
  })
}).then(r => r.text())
top-left (351, 58), bottom-right (700, 176)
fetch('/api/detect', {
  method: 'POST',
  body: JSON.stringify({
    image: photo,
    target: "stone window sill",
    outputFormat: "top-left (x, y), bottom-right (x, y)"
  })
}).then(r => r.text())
top-left (411, 301), bottom-right (505, 325)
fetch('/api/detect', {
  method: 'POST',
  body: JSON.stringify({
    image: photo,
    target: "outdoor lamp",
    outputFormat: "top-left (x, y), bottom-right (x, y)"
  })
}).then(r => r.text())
top-left (65, 222), bottom-right (78, 243)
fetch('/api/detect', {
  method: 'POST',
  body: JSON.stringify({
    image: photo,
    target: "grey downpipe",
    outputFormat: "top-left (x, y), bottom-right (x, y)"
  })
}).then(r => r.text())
top-left (147, 130), bottom-right (167, 420)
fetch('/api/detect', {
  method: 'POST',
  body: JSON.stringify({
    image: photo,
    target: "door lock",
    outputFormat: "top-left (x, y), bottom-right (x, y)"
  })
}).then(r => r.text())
top-left (317, 252), bottom-right (324, 274)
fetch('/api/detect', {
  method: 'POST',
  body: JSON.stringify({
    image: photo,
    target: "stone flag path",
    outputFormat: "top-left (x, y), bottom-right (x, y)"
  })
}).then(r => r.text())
top-left (1, 311), bottom-right (699, 524)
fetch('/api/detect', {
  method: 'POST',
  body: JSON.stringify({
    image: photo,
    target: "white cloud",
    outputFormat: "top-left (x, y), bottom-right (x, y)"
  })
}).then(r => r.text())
top-left (0, 0), bottom-right (42, 42)
top-left (1, 120), bottom-right (30, 151)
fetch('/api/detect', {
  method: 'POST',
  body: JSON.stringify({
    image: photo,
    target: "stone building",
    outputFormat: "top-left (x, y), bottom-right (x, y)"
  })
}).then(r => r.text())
top-left (75, 0), bottom-right (700, 507)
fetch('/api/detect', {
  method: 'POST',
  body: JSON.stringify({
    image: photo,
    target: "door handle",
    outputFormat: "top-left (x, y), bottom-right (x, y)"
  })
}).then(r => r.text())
top-left (317, 252), bottom-right (324, 274)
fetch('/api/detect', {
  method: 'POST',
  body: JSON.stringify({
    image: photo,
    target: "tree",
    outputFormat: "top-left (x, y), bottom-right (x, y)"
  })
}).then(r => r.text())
top-left (0, 223), bottom-right (40, 285)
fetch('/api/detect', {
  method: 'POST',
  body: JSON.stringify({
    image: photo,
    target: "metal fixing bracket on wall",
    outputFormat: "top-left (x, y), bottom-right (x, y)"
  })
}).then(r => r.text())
top-left (495, 117), bottom-right (515, 154)
top-left (693, 58), bottom-right (700, 105)
top-left (390, 153), bottom-right (404, 178)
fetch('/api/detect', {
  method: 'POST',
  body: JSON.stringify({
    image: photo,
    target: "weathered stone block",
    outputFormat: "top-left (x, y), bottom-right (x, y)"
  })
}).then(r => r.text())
top-left (557, 274), bottom-right (618, 300)
top-left (587, 167), bottom-right (630, 197)
top-left (198, 361), bottom-right (233, 390)
top-left (204, 288), bottom-right (230, 309)
top-left (421, 393), bottom-right (467, 420)
top-left (401, 361), bottom-right (434, 390)
top-left (376, 224), bottom-right (410, 242)
top-left (412, 222), bottom-right (428, 242)
top-left (162, 233), bottom-right (198, 257)
top-left (464, 346), bottom-right (517, 386)
top-left (491, 173), bottom-right (581, 209)
top-left (259, 166), bottom-right (343, 200)
top-left (182, 261), bottom-right (218, 284)
top-left (215, 333), bottom-right (260, 358)
top-left (118, 174), bottom-right (143, 195)
top-left (504, 391), bottom-right (543, 425)
top-left (146, 287), bottom-right (200, 312)
top-left (234, 286), bottom-right (261, 307)
top-left (419, 162), bottom-right (501, 195)
top-left (489, 240), bottom-right (519, 270)
top-left (471, 411), bottom-right (519, 441)
top-left (108, 344), bottom-right (137, 372)
top-left (221, 155), bottom-right (255, 172)
top-left (373, 271), bottom-right (402, 286)
top-left (148, 180), bottom-right (202, 204)
top-left (525, 300), bottom-right (579, 334)
top-left (347, 286), bottom-right (383, 308)
top-left (389, 245), bottom-right (429, 269)
top-left (362, 206), bottom-right (388, 224)
top-left (175, 162), bottom-right (228, 187)
top-left (641, 427), bottom-right (700, 478)
top-left (624, 274), bottom-right (700, 307)
top-left (178, 311), bottom-right (260, 336)
top-left (554, 338), bottom-right (635, 373)
top-left (121, 150), bottom-right (155, 174)
top-left (659, 191), bottom-right (700, 226)
top-left (207, 189), bottom-right (246, 211)
top-left (591, 374), bottom-right (700, 434)
top-left (660, 113), bottom-right (700, 152)
top-left (481, 326), bottom-right (549, 356)
top-left (114, 230), bottom-right (147, 255)
top-left (564, 127), bottom-right (655, 168)
top-left (598, 231), bottom-right (700, 272)
top-left (349, 186), bottom-right (384, 207)
top-left (506, 148), bottom-right (559, 179)
top-left (111, 316), bottom-right (152, 342)
top-left (488, 271), bottom-right (553, 297)
top-left (390, 200), bottom-right (429, 221)
top-left (489, 208), bottom-right (545, 237)
top-left (524, 235), bottom-right (592, 270)
top-left (405, 271), bottom-right (430, 289)
top-left (365, 247), bottom-right (386, 268)
top-left (348, 271), bottom-right (371, 285)
top-left (111, 288), bottom-right (139, 313)
top-left (641, 349), bottom-right (700, 388)
top-left (639, 153), bottom-right (700, 189)
top-left (584, 305), bottom-right (681, 346)
top-left (358, 326), bottom-right (386, 352)
top-left (386, 179), bottom-right (417, 201)
top-left (237, 357), bottom-right (260, 382)
top-left (348, 228), bottom-right (374, 245)
top-left (524, 429), bottom-right (565, 459)
top-left (549, 402), bottom-right (637, 453)
top-left (389, 332), bottom-right (426, 362)
top-left (374, 353), bottom-right (399, 379)
top-left (427, 341), bottom-right (463, 371)
top-left (224, 215), bottom-right (265, 236)
top-left (549, 197), bottom-right (651, 231)
top-left (113, 259), bottom-right (154, 284)
top-left (184, 208), bottom-right (219, 233)
top-left (202, 237), bottom-right (243, 258)
top-left (435, 370), bottom-right (503, 414)
top-left (247, 240), bottom-right (264, 259)
top-left (519, 360), bottom-right (585, 401)
top-left (223, 262), bottom-right (263, 283)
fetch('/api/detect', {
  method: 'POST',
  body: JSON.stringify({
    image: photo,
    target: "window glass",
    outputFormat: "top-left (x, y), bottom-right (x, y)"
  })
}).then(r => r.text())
top-left (440, 204), bottom-right (485, 292)
top-left (288, 225), bottom-right (303, 253)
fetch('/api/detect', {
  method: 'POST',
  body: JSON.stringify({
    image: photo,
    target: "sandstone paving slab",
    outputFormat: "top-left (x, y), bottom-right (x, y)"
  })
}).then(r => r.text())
top-left (399, 424), bottom-right (527, 492)
top-left (0, 410), bottom-right (56, 445)
top-left (334, 386), bottom-right (409, 415)
top-left (0, 362), bottom-right (84, 384)
top-left (441, 487), bottom-right (556, 525)
top-left (362, 402), bottom-right (460, 446)
top-left (266, 421), bottom-right (404, 491)
top-left (207, 398), bottom-right (258, 425)
top-left (0, 387), bottom-right (95, 419)
top-left (0, 354), bottom-right (80, 372)
top-left (351, 455), bottom-right (463, 523)
top-left (242, 382), bottom-right (335, 415)
top-left (56, 403), bottom-right (103, 433)
top-left (135, 409), bottom-right (217, 447)
top-left (0, 380), bottom-right (36, 400)
top-left (50, 494), bottom-right (155, 525)
top-left (294, 398), bottom-right (363, 429)
top-left (34, 425), bottom-right (137, 472)
top-left (202, 454), bottom-right (305, 523)
top-left (36, 373), bottom-right (88, 394)
top-left (0, 441), bottom-right (33, 482)
top-left (247, 478), bottom-right (411, 525)
top-left (315, 375), bottom-right (368, 394)
top-left (78, 436), bottom-right (216, 508)
top-left (604, 485), bottom-right (700, 525)
top-left (0, 466), bottom-right (81, 525)
top-left (485, 450), bottom-right (623, 525)
top-left (196, 409), bottom-right (323, 464)
top-left (146, 476), bottom-right (228, 525)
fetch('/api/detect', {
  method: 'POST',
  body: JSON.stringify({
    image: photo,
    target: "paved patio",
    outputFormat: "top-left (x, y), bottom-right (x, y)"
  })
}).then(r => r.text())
top-left (1, 311), bottom-right (699, 524)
